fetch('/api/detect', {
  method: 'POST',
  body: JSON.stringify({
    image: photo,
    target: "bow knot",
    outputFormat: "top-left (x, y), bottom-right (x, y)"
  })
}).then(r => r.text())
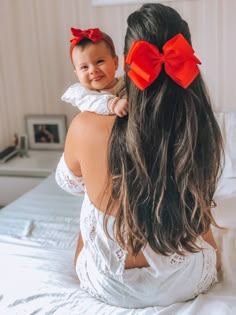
top-left (70, 28), bottom-right (104, 45)
top-left (126, 34), bottom-right (201, 90)
top-left (70, 27), bottom-right (114, 61)
top-left (159, 54), bottom-right (166, 64)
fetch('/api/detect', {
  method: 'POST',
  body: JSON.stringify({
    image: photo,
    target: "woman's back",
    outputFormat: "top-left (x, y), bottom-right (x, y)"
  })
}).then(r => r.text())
top-left (63, 111), bottom-right (218, 308)
top-left (66, 112), bottom-right (115, 211)
top-left (65, 112), bottom-right (150, 269)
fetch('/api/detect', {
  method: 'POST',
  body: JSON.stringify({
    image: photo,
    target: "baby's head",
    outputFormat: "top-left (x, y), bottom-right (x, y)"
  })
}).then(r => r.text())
top-left (70, 28), bottom-right (118, 91)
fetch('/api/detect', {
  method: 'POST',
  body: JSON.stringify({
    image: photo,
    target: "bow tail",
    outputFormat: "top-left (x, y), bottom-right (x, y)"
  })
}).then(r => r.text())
top-left (166, 59), bottom-right (200, 89)
top-left (127, 69), bottom-right (149, 90)
top-left (127, 64), bottom-right (162, 91)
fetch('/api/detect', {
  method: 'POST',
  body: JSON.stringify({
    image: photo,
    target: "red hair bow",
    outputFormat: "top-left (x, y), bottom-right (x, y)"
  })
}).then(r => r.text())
top-left (126, 34), bottom-right (201, 90)
top-left (70, 27), bottom-right (113, 61)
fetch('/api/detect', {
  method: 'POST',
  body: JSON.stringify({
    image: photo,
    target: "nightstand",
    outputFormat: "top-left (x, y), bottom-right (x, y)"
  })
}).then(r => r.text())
top-left (0, 150), bottom-right (62, 206)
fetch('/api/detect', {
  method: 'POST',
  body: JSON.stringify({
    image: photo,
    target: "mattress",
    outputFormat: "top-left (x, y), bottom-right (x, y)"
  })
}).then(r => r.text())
top-left (0, 174), bottom-right (236, 315)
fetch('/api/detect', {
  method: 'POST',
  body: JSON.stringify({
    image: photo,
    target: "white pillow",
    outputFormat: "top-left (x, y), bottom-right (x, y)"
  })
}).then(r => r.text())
top-left (215, 112), bottom-right (236, 178)
top-left (215, 178), bottom-right (236, 197)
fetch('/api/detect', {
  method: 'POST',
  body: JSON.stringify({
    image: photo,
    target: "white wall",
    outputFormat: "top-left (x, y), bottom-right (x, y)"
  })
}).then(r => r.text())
top-left (0, 0), bottom-right (235, 150)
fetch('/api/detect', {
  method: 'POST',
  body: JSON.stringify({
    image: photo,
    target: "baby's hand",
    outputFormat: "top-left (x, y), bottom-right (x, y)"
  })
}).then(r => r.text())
top-left (113, 98), bottom-right (128, 117)
top-left (108, 97), bottom-right (128, 117)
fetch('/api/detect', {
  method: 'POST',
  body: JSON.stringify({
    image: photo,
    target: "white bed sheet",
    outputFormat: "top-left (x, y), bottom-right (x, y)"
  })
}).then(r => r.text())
top-left (0, 174), bottom-right (236, 315)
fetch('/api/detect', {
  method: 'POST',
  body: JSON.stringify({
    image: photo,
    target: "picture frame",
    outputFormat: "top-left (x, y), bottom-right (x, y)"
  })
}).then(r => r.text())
top-left (25, 115), bottom-right (67, 150)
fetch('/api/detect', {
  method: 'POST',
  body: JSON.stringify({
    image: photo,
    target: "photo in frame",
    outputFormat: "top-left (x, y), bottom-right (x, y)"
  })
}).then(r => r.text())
top-left (25, 115), bottom-right (67, 150)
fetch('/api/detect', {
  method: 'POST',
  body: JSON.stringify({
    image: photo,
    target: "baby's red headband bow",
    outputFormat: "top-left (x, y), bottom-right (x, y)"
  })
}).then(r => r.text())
top-left (70, 27), bottom-right (114, 61)
top-left (126, 33), bottom-right (201, 90)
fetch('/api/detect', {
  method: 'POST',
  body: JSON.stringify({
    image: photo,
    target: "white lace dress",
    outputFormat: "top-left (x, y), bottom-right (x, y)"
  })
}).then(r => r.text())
top-left (55, 154), bottom-right (218, 308)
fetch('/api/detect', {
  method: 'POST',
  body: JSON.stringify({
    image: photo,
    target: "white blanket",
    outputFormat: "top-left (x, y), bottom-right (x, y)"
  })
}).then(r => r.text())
top-left (0, 174), bottom-right (236, 315)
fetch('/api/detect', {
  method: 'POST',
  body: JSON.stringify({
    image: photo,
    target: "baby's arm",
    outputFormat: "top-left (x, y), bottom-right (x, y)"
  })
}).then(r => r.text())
top-left (61, 83), bottom-right (128, 116)
top-left (107, 97), bottom-right (128, 117)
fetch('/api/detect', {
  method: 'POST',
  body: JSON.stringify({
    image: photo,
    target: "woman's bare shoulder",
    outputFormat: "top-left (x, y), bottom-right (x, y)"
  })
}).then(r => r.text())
top-left (69, 112), bottom-right (116, 140)
top-left (64, 112), bottom-right (116, 175)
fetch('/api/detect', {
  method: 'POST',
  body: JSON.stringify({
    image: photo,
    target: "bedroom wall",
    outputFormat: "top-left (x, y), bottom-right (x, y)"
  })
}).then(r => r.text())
top-left (0, 0), bottom-right (235, 150)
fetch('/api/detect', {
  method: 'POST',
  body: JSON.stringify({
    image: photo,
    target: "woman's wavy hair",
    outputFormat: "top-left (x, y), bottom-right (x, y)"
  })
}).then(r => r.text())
top-left (105, 3), bottom-right (223, 256)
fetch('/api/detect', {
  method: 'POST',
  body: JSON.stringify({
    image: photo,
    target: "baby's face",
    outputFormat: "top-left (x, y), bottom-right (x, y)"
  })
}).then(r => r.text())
top-left (72, 41), bottom-right (118, 91)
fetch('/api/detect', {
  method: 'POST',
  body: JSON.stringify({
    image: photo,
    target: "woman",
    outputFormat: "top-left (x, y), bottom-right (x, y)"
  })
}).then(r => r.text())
top-left (56, 3), bottom-right (223, 308)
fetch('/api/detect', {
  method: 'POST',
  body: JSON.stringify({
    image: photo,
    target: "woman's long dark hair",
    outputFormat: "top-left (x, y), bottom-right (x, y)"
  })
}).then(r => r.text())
top-left (105, 3), bottom-right (223, 256)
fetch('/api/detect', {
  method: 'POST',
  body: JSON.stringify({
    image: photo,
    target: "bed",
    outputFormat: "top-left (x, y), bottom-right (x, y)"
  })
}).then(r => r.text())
top-left (0, 112), bottom-right (236, 315)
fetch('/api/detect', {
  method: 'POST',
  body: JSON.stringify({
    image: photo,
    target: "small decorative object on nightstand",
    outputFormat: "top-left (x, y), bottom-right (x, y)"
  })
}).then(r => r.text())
top-left (0, 146), bottom-right (18, 164)
top-left (18, 134), bottom-right (29, 157)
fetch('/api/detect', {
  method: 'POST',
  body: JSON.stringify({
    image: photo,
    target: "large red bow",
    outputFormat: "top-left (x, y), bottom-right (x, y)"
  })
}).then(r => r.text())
top-left (125, 34), bottom-right (201, 90)
top-left (70, 28), bottom-right (113, 61)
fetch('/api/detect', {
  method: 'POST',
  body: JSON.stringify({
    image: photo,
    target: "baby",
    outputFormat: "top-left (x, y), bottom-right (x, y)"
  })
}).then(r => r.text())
top-left (61, 27), bottom-right (127, 117)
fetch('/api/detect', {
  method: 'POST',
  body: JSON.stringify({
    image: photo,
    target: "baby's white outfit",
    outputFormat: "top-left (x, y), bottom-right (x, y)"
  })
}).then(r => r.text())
top-left (55, 154), bottom-right (218, 308)
top-left (61, 76), bottom-right (125, 113)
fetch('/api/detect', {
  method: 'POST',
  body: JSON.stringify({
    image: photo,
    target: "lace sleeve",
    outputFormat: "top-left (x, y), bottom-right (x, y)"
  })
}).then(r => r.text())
top-left (55, 154), bottom-right (85, 196)
top-left (61, 83), bottom-right (112, 115)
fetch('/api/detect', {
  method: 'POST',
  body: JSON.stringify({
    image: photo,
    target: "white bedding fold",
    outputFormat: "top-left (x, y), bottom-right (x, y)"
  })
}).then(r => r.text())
top-left (0, 174), bottom-right (236, 314)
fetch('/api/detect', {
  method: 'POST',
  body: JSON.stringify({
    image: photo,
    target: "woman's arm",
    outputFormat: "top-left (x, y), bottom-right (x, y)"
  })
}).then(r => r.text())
top-left (55, 113), bottom-right (85, 195)
top-left (63, 114), bottom-right (88, 267)
top-left (64, 114), bottom-right (84, 177)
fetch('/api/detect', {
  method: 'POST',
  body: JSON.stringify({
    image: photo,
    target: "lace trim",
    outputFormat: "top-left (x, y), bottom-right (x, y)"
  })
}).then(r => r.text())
top-left (194, 246), bottom-right (217, 297)
top-left (169, 253), bottom-right (186, 267)
top-left (115, 248), bottom-right (126, 260)
top-left (83, 208), bottom-right (97, 243)
top-left (80, 200), bottom-right (127, 277)
top-left (55, 155), bottom-right (85, 195)
top-left (59, 171), bottom-right (85, 191)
